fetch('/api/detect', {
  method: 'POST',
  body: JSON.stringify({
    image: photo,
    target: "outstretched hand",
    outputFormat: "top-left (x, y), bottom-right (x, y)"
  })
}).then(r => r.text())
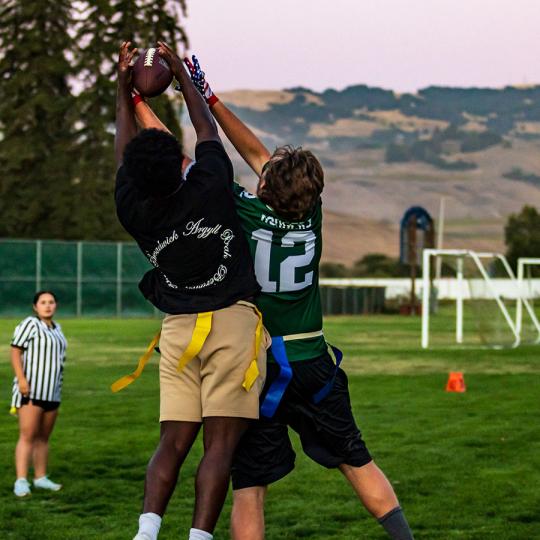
top-left (158, 42), bottom-right (219, 143)
top-left (157, 41), bottom-right (184, 79)
top-left (116, 41), bottom-right (139, 166)
top-left (118, 41), bottom-right (138, 84)
top-left (184, 55), bottom-right (219, 107)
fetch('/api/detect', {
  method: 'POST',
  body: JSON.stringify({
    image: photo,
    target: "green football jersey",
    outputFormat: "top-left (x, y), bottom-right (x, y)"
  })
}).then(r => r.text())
top-left (234, 182), bottom-right (327, 362)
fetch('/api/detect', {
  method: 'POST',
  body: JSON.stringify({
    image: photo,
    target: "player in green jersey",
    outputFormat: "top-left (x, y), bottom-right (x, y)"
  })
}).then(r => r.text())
top-left (132, 56), bottom-right (414, 540)
top-left (184, 56), bottom-right (415, 540)
top-left (233, 176), bottom-right (326, 363)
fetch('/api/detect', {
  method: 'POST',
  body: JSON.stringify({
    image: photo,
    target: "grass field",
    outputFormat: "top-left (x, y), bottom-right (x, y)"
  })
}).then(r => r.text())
top-left (1, 312), bottom-right (539, 539)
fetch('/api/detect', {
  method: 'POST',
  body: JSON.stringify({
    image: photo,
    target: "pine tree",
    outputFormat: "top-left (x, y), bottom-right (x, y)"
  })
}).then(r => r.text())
top-left (72, 0), bottom-right (189, 240)
top-left (0, 1), bottom-right (77, 238)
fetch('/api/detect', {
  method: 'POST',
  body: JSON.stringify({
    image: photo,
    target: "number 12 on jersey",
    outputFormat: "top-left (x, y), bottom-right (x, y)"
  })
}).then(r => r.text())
top-left (252, 229), bottom-right (316, 293)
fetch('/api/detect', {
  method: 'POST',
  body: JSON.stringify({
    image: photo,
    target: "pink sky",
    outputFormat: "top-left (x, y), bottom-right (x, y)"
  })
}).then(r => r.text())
top-left (182, 0), bottom-right (540, 93)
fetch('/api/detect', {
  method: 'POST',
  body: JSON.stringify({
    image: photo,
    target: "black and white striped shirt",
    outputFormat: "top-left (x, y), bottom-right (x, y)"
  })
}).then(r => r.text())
top-left (11, 316), bottom-right (67, 407)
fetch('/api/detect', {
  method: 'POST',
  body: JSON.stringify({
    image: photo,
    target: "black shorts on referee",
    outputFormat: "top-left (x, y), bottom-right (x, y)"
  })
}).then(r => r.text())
top-left (231, 351), bottom-right (372, 490)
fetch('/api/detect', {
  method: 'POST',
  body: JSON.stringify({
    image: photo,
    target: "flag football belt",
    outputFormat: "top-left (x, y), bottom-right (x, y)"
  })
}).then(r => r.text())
top-left (111, 306), bottom-right (263, 393)
top-left (260, 330), bottom-right (344, 418)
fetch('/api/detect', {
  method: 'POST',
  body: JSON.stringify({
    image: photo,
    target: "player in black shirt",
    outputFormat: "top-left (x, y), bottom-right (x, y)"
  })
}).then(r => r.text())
top-left (115, 42), bottom-right (267, 540)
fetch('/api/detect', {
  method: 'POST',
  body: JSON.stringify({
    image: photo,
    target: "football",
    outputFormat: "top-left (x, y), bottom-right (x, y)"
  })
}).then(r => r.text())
top-left (132, 47), bottom-right (173, 98)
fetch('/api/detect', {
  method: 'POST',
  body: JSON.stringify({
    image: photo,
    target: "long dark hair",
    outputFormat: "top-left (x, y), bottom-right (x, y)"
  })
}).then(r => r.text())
top-left (33, 290), bottom-right (57, 305)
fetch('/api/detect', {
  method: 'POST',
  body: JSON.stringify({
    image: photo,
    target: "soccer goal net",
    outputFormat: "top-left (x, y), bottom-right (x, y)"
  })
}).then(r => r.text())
top-left (421, 249), bottom-right (540, 348)
top-left (517, 258), bottom-right (540, 345)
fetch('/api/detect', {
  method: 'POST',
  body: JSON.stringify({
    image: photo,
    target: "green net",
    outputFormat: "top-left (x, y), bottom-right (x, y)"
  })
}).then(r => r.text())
top-left (429, 252), bottom-right (534, 348)
top-left (519, 262), bottom-right (540, 344)
top-left (0, 239), bottom-right (154, 317)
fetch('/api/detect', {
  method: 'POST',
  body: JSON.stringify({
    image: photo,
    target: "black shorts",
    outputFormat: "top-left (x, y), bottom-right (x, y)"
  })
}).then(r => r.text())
top-left (20, 397), bottom-right (60, 412)
top-left (232, 352), bottom-right (372, 490)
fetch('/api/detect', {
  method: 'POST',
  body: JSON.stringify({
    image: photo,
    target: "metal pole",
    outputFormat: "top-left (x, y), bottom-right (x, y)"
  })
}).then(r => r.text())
top-left (116, 242), bottom-right (123, 318)
top-left (408, 216), bottom-right (417, 314)
top-left (435, 197), bottom-right (445, 280)
top-left (516, 258), bottom-right (524, 337)
top-left (456, 257), bottom-right (464, 344)
top-left (421, 249), bottom-right (431, 348)
top-left (76, 242), bottom-right (82, 317)
top-left (35, 240), bottom-right (42, 291)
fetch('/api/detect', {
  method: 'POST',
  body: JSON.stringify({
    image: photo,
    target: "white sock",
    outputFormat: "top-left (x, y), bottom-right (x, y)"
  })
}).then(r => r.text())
top-left (138, 512), bottom-right (162, 540)
top-left (188, 528), bottom-right (213, 540)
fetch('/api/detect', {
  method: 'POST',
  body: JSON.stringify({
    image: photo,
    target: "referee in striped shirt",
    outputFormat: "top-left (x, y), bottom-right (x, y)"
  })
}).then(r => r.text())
top-left (10, 291), bottom-right (67, 498)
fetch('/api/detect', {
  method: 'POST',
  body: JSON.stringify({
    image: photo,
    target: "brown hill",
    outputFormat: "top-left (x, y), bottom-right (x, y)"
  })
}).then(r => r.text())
top-left (181, 89), bottom-right (540, 263)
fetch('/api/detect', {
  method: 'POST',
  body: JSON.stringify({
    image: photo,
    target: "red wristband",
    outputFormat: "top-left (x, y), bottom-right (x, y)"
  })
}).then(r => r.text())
top-left (207, 94), bottom-right (219, 108)
top-left (132, 94), bottom-right (144, 106)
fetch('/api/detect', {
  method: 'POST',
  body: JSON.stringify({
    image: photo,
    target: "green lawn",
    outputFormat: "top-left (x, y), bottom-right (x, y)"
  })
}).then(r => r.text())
top-left (0, 313), bottom-right (539, 539)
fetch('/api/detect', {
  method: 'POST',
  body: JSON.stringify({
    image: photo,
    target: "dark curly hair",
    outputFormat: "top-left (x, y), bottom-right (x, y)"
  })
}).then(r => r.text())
top-left (257, 146), bottom-right (324, 221)
top-left (123, 129), bottom-right (183, 197)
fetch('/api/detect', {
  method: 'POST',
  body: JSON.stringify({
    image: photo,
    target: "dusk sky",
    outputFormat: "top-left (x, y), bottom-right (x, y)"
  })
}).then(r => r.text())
top-left (183, 0), bottom-right (540, 93)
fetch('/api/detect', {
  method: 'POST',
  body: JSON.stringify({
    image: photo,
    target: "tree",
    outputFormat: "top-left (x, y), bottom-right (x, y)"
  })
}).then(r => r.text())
top-left (505, 205), bottom-right (540, 271)
top-left (71, 0), bottom-right (189, 240)
top-left (351, 253), bottom-right (407, 277)
top-left (384, 143), bottom-right (410, 163)
top-left (319, 262), bottom-right (349, 278)
top-left (0, 1), bottom-right (77, 238)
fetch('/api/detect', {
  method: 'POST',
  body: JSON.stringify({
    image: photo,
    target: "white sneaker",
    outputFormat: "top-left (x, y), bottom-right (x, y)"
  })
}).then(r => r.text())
top-left (133, 534), bottom-right (153, 540)
top-left (14, 478), bottom-right (31, 497)
top-left (33, 476), bottom-right (62, 491)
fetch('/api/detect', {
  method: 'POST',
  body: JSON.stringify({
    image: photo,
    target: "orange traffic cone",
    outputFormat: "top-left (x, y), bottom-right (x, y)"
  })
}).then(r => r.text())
top-left (446, 372), bottom-right (466, 392)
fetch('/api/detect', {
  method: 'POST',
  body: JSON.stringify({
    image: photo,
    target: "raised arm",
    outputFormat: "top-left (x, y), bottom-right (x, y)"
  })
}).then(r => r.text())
top-left (157, 42), bottom-right (219, 146)
top-left (211, 102), bottom-right (271, 177)
top-left (115, 41), bottom-right (138, 167)
top-left (185, 55), bottom-right (271, 176)
top-left (133, 97), bottom-right (172, 134)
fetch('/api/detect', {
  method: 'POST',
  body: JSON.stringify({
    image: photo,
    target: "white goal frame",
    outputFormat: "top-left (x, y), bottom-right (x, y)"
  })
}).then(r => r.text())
top-left (421, 249), bottom-right (540, 349)
top-left (516, 257), bottom-right (540, 344)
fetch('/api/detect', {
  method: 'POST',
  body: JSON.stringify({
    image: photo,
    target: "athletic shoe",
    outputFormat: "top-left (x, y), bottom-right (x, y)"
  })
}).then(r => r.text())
top-left (33, 476), bottom-right (62, 491)
top-left (14, 478), bottom-right (31, 498)
top-left (133, 534), bottom-right (153, 540)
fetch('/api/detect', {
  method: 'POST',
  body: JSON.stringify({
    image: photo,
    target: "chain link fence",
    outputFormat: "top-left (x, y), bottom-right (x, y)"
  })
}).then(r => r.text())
top-left (0, 239), bottom-right (155, 317)
top-left (1, 239), bottom-right (386, 317)
top-left (320, 286), bottom-right (385, 315)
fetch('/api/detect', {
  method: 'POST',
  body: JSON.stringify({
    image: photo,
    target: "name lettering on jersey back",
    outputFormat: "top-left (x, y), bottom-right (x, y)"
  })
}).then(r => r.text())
top-left (185, 229), bottom-right (234, 288)
top-left (239, 190), bottom-right (257, 199)
top-left (184, 218), bottom-right (222, 239)
top-left (145, 219), bottom-right (235, 290)
top-left (260, 213), bottom-right (312, 230)
top-left (147, 230), bottom-right (179, 267)
top-left (162, 272), bottom-right (178, 289)
top-left (185, 264), bottom-right (228, 290)
top-left (221, 229), bottom-right (234, 259)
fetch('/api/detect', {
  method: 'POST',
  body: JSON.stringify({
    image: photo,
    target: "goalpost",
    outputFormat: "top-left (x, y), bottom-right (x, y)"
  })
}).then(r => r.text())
top-left (421, 249), bottom-right (540, 349)
top-left (516, 257), bottom-right (540, 344)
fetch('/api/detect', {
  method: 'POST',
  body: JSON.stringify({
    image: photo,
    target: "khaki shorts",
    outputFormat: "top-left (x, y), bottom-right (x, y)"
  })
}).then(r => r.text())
top-left (159, 301), bottom-right (269, 422)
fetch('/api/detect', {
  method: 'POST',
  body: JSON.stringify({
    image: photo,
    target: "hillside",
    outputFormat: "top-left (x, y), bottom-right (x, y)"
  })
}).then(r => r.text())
top-left (183, 85), bottom-right (540, 265)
